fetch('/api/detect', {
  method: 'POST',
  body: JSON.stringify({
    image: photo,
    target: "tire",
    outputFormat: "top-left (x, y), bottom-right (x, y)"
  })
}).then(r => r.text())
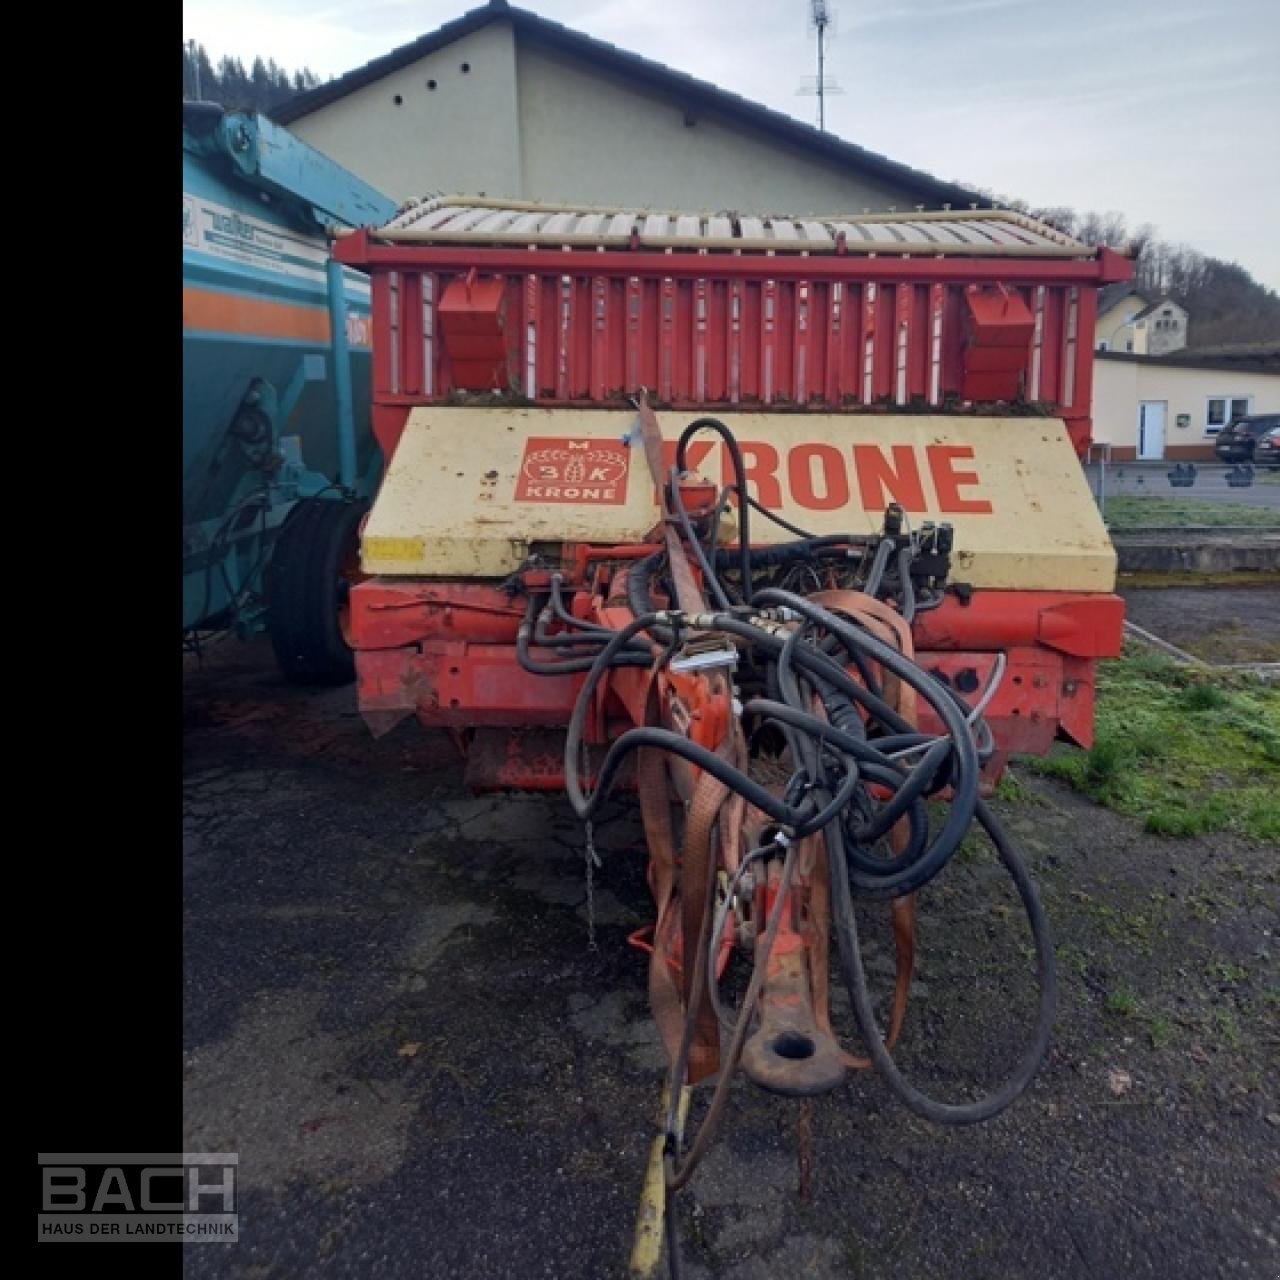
top-left (266, 497), bottom-right (368, 686)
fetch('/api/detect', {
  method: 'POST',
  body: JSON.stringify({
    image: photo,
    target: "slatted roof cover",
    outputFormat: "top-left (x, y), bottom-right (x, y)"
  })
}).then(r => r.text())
top-left (369, 196), bottom-right (1093, 257)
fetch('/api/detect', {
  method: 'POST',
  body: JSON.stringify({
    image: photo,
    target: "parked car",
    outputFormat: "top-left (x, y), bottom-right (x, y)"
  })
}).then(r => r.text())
top-left (1213, 413), bottom-right (1280, 463)
top-left (1252, 424), bottom-right (1280, 469)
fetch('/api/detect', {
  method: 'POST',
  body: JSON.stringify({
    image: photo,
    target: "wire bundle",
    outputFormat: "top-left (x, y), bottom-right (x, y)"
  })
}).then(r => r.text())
top-left (516, 416), bottom-right (1057, 1272)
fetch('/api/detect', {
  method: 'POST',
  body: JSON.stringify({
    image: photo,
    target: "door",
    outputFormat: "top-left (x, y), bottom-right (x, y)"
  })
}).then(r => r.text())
top-left (1138, 401), bottom-right (1166, 460)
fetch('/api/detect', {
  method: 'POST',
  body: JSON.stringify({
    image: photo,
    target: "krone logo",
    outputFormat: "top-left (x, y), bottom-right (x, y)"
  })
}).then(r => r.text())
top-left (515, 437), bottom-right (631, 505)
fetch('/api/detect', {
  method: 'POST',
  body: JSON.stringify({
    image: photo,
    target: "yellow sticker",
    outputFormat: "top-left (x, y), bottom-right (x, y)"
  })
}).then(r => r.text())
top-left (363, 535), bottom-right (425, 563)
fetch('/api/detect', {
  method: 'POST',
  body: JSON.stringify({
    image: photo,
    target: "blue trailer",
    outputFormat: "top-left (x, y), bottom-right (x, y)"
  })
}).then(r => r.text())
top-left (182, 103), bottom-right (396, 682)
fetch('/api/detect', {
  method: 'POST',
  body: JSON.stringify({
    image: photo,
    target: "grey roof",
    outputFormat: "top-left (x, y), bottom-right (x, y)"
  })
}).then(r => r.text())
top-left (371, 195), bottom-right (1092, 257)
top-left (1096, 345), bottom-right (1279, 374)
top-left (1131, 296), bottom-right (1185, 322)
top-left (1096, 281), bottom-right (1144, 315)
top-left (274, 0), bottom-right (989, 211)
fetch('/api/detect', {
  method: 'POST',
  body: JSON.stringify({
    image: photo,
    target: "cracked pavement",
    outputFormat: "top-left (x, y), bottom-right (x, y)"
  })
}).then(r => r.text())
top-left (184, 636), bottom-right (1278, 1279)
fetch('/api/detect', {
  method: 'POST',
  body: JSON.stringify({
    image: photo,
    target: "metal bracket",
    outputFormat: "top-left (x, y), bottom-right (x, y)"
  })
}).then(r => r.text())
top-left (669, 638), bottom-right (739, 675)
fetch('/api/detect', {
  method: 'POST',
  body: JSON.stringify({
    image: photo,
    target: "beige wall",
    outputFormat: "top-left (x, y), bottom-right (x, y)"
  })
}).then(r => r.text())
top-left (1092, 358), bottom-right (1279, 459)
top-left (289, 22), bottom-right (523, 202)
top-left (1094, 297), bottom-right (1189, 357)
top-left (512, 43), bottom-right (910, 211)
top-left (1094, 296), bottom-right (1147, 352)
top-left (289, 23), bottom-right (935, 211)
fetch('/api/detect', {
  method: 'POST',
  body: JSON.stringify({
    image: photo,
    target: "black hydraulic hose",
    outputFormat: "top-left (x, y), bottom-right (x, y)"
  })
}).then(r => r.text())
top-left (677, 418), bottom-right (753, 601)
top-left (559, 609), bottom-right (864, 835)
top-left (573, 722), bottom-right (863, 838)
top-left (772, 625), bottom-right (826, 822)
top-left (712, 536), bottom-right (861, 571)
top-left (748, 591), bottom-right (981, 899)
top-left (762, 611), bottom-right (957, 849)
top-left (863, 538), bottom-right (893, 598)
top-left (538, 517), bottom-right (1053, 1132)
top-left (627, 554), bottom-right (673, 644)
top-left (743, 493), bottom-right (818, 540)
top-left (761, 634), bottom-right (818, 782)
top-left (534, 601), bottom-right (650, 655)
top-left (518, 597), bottom-right (651, 675)
top-left (818, 627), bottom-right (884, 703)
top-left (825, 802), bottom-right (1057, 1125)
top-left (870, 731), bottom-right (943, 753)
top-left (849, 738), bottom-right (952, 843)
top-left (667, 465), bottom-right (733, 611)
top-left (897, 545), bottom-right (917, 623)
top-left (578, 570), bottom-right (976, 894)
top-left (768, 622), bottom-right (935, 879)
top-left (767, 624), bottom-right (928, 868)
top-left (745, 693), bottom-right (942, 810)
top-left (627, 559), bottom-right (881, 737)
top-left (532, 608), bottom-right (614, 650)
top-left (521, 410), bottom-right (1054, 1156)
top-left (753, 591), bottom-right (975, 751)
top-left (711, 616), bottom-right (916, 736)
top-left (548, 573), bottom-right (613, 634)
top-left (743, 698), bottom-right (932, 876)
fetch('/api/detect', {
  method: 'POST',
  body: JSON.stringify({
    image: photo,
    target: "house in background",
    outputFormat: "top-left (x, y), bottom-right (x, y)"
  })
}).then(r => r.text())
top-left (1094, 283), bottom-right (1189, 356)
top-left (274, 0), bottom-right (986, 214)
top-left (1091, 344), bottom-right (1280, 460)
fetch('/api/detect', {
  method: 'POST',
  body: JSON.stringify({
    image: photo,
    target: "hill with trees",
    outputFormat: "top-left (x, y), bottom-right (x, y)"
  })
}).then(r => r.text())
top-left (981, 195), bottom-right (1280, 349)
top-left (183, 41), bottom-right (320, 115)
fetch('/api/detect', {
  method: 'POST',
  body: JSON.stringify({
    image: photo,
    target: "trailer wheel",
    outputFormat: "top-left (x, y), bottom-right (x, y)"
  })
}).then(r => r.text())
top-left (267, 497), bottom-right (369, 686)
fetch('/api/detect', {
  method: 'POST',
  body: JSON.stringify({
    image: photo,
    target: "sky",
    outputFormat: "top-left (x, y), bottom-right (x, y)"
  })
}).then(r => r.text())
top-left (183, 0), bottom-right (1280, 289)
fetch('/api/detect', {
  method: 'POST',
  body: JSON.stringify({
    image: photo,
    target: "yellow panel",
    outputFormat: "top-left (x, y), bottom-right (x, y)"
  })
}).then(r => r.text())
top-left (362, 407), bottom-right (1116, 593)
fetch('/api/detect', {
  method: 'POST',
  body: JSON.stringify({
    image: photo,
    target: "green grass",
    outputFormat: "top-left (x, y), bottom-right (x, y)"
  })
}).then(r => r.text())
top-left (1117, 570), bottom-right (1280, 589)
top-left (1102, 987), bottom-right (1177, 1049)
top-left (1105, 987), bottom-right (1140, 1017)
top-left (994, 769), bottom-right (1035, 805)
top-left (1180, 682), bottom-right (1230, 712)
top-left (1214, 1008), bottom-right (1244, 1052)
top-left (1102, 496), bottom-right (1280, 529)
top-left (1205, 961), bottom-right (1248, 985)
top-left (1020, 647), bottom-right (1280, 842)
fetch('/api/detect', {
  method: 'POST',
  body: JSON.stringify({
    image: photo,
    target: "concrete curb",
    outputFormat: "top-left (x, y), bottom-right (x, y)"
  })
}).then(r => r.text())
top-left (1109, 528), bottom-right (1280, 574)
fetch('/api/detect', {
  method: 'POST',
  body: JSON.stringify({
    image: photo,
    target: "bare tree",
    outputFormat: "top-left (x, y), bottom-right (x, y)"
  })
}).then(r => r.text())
top-left (975, 187), bottom-right (1279, 345)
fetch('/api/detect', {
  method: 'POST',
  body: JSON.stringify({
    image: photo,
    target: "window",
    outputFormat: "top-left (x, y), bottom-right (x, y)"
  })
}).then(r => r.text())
top-left (1097, 340), bottom-right (1109, 351)
top-left (1125, 340), bottom-right (1133, 351)
top-left (1206, 396), bottom-right (1252, 433)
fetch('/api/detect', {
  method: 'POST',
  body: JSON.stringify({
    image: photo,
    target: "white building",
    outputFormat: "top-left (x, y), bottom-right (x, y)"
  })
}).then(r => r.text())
top-left (1094, 283), bottom-right (1189, 356)
top-left (275, 0), bottom-right (987, 214)
top-left (1092, 346), bottom-right (1280, 460)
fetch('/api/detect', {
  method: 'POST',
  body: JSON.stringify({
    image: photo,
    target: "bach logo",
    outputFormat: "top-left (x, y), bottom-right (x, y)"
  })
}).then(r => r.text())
top-left (515, 437), bottom-right (631, 505)
top-left (38, 1153), bottom-right (238, 1243)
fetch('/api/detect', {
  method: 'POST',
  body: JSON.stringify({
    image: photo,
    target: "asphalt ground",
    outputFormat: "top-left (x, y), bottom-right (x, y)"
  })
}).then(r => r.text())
top-left (183, 635), bottom-right (1278, 1280)
top-left (1120, 585), bottom-right (1280, 663)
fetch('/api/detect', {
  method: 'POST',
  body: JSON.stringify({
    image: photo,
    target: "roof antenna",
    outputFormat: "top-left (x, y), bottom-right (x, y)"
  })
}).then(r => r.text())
top-left (797, 0), bottom-right (843, 132)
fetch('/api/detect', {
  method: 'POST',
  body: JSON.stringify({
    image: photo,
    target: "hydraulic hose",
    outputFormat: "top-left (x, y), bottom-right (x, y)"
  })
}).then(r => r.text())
top-left (524, 412), bottom-right (1056, 1201)
top-left (677, 417), bottom-right (753, 601)
top-left (824, 801), bottom-right (1057, 1125)
top-left (667, 465), bottom-right (733, 611)
top-left (518, 596), bottom-right (652, 675)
